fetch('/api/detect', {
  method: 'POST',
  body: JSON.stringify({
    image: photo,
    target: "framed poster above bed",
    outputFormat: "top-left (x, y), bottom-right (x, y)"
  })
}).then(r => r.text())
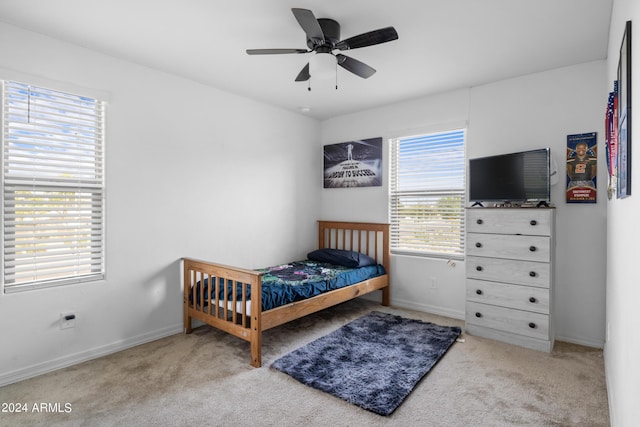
top-left (323, 137), bottom-right (382, 188)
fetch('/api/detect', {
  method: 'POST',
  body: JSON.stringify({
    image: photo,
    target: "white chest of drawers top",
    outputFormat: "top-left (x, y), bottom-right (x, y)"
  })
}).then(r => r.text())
top-left (465, 207), bottom-right (555, 352)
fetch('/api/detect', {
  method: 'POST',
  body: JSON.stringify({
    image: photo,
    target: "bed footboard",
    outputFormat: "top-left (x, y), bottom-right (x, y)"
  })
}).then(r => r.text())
top-left (183, 258), bottom-right (264, 367)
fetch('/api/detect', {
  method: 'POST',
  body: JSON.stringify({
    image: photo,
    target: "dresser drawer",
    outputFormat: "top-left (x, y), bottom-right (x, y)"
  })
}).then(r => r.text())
top-left (466, 301), bottom-right (549, 340)
top-left (467, 233), bottom-right (550, 262)
top-left (467, 208), bottom-right (552, 236)
top-left (466, 279), bottom-right (550, 314)
top-left (466, 256), bottom-right (550, 288)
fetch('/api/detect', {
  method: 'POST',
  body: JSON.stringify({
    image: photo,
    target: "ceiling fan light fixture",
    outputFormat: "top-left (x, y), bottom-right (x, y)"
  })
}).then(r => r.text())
top-left (309, 53), bottom-right (336, 79)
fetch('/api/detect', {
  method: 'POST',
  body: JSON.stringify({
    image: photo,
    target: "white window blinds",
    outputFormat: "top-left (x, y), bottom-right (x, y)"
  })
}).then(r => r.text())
top-left (2, 80), bottom-right (105, 292)
top-left (390, 129), bottom-right (466, 258)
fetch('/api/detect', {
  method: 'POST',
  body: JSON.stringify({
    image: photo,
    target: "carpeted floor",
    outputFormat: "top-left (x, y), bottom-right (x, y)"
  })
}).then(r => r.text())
top-left (0, 298), bottom-right (609, 426)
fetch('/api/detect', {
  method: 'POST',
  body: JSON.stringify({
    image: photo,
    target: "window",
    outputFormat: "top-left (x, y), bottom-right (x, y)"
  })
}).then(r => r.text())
top-left (390, 129), bottom-right (466, 258)
top-left (2, 80), bottom-right (105, 292)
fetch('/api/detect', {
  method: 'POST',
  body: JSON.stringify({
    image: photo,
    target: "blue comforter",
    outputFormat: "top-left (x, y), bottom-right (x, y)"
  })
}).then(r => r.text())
top-left (191, 260), bottom-right (385, 311)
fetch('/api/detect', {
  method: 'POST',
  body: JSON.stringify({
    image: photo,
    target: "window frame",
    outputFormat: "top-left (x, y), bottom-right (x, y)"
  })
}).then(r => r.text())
top-left (389, 128), bottom-right (466, 259)
top-left (1, 79), bottom-right (106, 293)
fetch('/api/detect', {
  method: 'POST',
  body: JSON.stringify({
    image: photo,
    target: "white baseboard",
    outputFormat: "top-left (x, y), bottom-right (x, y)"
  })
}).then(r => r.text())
top-left (390, 297), bottom-right (465, 320)
top-left (358, 293), bottom-right (465, 320)
top-left (0, 324), bottom-right (183, 387)
top-left (554, 333), bottom-right (604, 349)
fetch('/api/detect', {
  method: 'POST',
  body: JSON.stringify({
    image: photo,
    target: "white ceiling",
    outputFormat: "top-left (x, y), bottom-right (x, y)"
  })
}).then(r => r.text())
top-left (0, 0), bottom-right (613, 120)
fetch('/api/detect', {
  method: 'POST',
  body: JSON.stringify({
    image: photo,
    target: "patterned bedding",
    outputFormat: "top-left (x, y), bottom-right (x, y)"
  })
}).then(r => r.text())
top-left (191, 260), bottom-right (385, 312)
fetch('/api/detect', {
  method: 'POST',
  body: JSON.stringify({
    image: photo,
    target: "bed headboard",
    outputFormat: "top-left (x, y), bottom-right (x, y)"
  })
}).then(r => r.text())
top-left (317, 221), bottom-right (390, 272)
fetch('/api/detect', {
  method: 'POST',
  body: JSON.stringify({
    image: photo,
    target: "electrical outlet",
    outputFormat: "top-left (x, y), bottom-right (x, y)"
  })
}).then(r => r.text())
top-left (60, 312), bottom-right (76, 330)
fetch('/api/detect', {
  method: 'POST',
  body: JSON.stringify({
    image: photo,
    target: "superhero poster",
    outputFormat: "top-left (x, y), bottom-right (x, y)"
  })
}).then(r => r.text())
top-left (566, 132), bottom-right (597, 203)
top-left (323, 137), bottom-right (382, 188)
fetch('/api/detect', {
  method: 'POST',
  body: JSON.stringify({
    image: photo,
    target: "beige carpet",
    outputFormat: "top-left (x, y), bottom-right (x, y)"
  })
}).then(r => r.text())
top-left (0, 299), bottom-right (609, 426)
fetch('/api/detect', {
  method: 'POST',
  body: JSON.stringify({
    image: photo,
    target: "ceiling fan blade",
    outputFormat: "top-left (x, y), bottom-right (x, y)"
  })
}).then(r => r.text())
top-left (336, 54), bottom-right (376, 79)
top-left (336, 27), bottom-right (398, 50)
top-left (295, 63), bottom-right (310, 81)
top-left (246, 48), bottom-right (308, 55)
top-left (291, 8), bottom-right (325, 45)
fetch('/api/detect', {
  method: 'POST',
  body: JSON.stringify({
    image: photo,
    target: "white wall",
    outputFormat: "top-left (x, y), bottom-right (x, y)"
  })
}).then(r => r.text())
top-left (606, 1), bottom-right (640, 425)
top-left (0, 23), bottom-right (320, 385)
top-left (321, 90), bottom-right (470, 318)
top-left (320, 61), bottom-right (608, 347)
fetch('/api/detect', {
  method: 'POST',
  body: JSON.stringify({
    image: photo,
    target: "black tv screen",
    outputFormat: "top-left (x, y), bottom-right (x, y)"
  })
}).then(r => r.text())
top-left (469, 148), bottom-right (550, 204)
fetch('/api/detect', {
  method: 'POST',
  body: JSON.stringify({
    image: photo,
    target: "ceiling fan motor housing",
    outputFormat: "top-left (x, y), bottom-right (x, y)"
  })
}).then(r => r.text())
top-left (307, 18), bottom-right (340, 51)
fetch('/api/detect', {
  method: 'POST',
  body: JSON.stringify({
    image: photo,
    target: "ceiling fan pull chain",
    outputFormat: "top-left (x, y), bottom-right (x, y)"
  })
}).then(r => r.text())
top-left (308, 79), bottom-right (311, 92)
top-left (335, 62), bottom-right (338, 90)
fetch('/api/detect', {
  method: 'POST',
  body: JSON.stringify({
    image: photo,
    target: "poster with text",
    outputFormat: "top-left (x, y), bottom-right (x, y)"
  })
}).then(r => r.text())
top-left (323, 137), bottom-right (382, 188)
top-left (566, 132), bottom-right (597, 203)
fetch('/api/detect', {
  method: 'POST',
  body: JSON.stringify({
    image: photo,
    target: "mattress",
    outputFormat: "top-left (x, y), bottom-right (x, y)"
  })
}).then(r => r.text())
top-left (191, 260), bottom-right (386, 314)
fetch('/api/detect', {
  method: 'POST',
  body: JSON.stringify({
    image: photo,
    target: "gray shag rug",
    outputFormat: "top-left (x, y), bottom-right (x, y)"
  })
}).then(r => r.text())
top-left (271, 311), bottom-right (461, 416)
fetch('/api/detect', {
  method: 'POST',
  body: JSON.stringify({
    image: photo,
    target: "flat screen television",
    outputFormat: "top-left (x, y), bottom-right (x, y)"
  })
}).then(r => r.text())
top-left (469, 148), bottom-right (551, 205)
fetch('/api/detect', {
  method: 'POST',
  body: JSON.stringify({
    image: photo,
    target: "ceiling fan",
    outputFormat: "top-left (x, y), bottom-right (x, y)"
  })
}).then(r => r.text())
top-left (246, 8), bottom-right (398, 83)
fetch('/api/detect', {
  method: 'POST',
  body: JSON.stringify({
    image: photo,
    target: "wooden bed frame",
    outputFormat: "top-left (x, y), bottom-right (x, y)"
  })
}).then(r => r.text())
top-left (183, 220), bottom-right (390, 367)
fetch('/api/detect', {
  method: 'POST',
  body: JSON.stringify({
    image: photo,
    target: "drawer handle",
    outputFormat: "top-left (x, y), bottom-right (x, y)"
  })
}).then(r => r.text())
top-left (529, 246), bottom-right (537, 252)
top-left (476, 289), bottom-right (483, 295)
top-left (476, 266), bottom-right (484, 272)
top-left (529, 297), bottom-right (537, 303)
top-left (529, 322), bottom-right (537, 329)
top-left (476, 219), bottom-right (483, 225)
top-left (475, 242), bottom-right (483, 248)
top-left (475, 312), bottom-right (482, 318)
top-left (530, 220), bottom-right (538, 226)
top-left (529, 271), bottom-right (537, 277)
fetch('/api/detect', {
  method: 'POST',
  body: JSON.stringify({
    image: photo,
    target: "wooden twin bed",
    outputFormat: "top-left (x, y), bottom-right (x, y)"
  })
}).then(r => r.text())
top-left (183, 220), bottom-right (390, 367)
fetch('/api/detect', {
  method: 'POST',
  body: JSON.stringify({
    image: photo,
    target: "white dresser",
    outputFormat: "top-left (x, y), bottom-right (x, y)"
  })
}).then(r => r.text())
top-left (465, 207), bottom-right (555, 352)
